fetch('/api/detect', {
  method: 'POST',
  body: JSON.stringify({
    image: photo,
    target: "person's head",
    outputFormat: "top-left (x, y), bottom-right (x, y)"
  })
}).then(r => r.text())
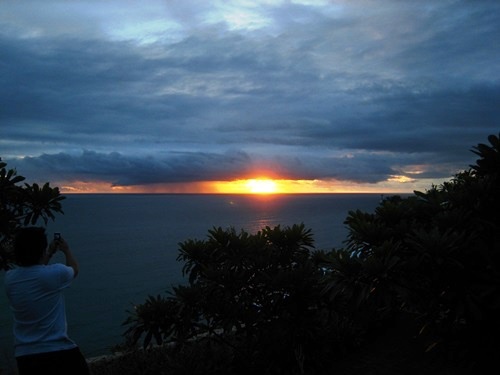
top-left (14, 227), bottom-right (48, 266)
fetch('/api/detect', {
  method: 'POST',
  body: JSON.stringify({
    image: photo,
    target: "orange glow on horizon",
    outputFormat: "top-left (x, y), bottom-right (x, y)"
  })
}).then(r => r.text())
top-left (59, 177), bottom-right (429, 195)
top-left (211, 178), bottom-right (364, 194)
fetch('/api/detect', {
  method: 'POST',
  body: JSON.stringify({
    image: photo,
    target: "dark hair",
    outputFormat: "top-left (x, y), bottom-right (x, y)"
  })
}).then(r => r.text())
top-left (14, 227), bottom-right (48, 266)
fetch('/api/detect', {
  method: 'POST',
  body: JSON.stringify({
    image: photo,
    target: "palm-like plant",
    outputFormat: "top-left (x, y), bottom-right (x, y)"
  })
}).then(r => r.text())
top-left (321, 133), bottom-right (500, 360)
top-left (0, 159), bottom-right (65, 270)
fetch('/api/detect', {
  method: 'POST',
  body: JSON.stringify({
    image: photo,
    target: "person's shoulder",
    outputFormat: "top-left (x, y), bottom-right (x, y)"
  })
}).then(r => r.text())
top-left (46, 263), bottom-right (72, 273)
top-left (4, 267), bottom-right (17, 280)
top-left (6, 265), bottom-right (34, 276)
top-left (42, 264), bottom-right (75, 285)
top-left (47, 263), bottom-right (75, 279)
top-left (46, 263), bottom-right (66, 268)
top-left (5, 265), bottom-right (40, 282)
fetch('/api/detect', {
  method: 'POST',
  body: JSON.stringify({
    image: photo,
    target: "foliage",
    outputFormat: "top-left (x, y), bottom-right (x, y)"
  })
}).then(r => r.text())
top-left (322, 133), bottom-right (500, 361)
top-left (124, 224), bottom-right (363, 374)
top-left (124, 133), bottom-right (500, 372)
top-left (88, 340), bottom-right (236, 375)
top-left (0, 158), bottom-right (65, 270)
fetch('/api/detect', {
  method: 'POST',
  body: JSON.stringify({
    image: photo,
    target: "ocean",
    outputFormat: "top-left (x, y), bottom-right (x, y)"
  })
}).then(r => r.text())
top-left (0, 193), bottom-right (386, 367)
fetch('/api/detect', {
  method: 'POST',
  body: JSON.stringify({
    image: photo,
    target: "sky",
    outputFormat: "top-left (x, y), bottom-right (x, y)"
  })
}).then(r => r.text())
top-left (1, 0), bottom-right (499, 194)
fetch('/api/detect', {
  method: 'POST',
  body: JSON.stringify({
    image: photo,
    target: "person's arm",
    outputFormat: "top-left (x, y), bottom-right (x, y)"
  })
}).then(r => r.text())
top-left (42, 241), bottom-right (58, 265)
top-left (58, 238), bottom-right (79, 278)
top-left (61, 248), bottom-right (79, 278)
top-left (46, 237), bottom-right (80, 278)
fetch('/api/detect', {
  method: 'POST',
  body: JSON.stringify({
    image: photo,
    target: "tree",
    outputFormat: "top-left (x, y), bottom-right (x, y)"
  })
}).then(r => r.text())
top-left (0, 158), bottom-right (65, 270)
top-left (124, 224), bottom-right (362, 374)
top-left (322, 133), bottom-right (500, 363)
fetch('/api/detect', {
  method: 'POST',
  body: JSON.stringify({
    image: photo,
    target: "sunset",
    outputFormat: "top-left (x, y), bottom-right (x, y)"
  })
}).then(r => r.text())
top-left (1, 1), bottom-right (499, 371)
top-left (1, 0), bottom-right (498, 193)
top-left (57, 177), bottom-right (431, 195)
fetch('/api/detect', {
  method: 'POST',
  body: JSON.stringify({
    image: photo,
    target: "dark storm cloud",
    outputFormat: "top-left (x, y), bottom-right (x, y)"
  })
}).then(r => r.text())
top-left (13, 150), bottom-right (253, 185)
top-left (11, 148), bottom-right (437, 187)
top-left (1, 0), bottom-right (499, 189)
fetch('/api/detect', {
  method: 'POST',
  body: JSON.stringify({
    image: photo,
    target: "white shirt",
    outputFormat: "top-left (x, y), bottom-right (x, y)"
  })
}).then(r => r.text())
top-left (5, 264), bottom-right (77, 357)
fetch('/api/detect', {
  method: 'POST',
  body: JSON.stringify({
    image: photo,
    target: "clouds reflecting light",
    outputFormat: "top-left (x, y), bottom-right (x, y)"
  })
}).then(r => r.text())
top-left (1, 0), bottom-right (499, 193)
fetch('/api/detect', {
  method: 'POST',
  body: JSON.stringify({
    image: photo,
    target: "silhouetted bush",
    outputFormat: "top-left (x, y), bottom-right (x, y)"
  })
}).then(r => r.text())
top-left (320, 133), bottom-right (500, 369)
top-left (119, 133), bottom-right (499, 373)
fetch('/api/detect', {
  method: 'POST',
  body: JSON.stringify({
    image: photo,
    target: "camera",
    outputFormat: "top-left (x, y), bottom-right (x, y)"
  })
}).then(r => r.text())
top-left (54, 233), bottom-right (61, 241)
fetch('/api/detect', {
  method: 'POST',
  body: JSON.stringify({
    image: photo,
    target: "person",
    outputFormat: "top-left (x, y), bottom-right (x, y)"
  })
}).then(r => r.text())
top-left (4, 227), bottom-right (89, 375)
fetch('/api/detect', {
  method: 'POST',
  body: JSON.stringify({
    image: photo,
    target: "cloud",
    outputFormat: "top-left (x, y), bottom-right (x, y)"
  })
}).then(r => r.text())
top-left (1, 0), bottom-right (499, 191)
top-left (9, 146), bottom-right (456, 189)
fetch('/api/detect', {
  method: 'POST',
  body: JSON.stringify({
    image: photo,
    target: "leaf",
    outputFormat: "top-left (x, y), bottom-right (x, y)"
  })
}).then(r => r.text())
top-left (425, 341), bottom-right (439, 353)
top-left (144, 330), bottom-right (153, 349)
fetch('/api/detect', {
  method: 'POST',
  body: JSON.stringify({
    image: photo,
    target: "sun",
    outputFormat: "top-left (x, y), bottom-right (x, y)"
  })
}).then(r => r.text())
top-left (245, 179), bottom-right (278, 194)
